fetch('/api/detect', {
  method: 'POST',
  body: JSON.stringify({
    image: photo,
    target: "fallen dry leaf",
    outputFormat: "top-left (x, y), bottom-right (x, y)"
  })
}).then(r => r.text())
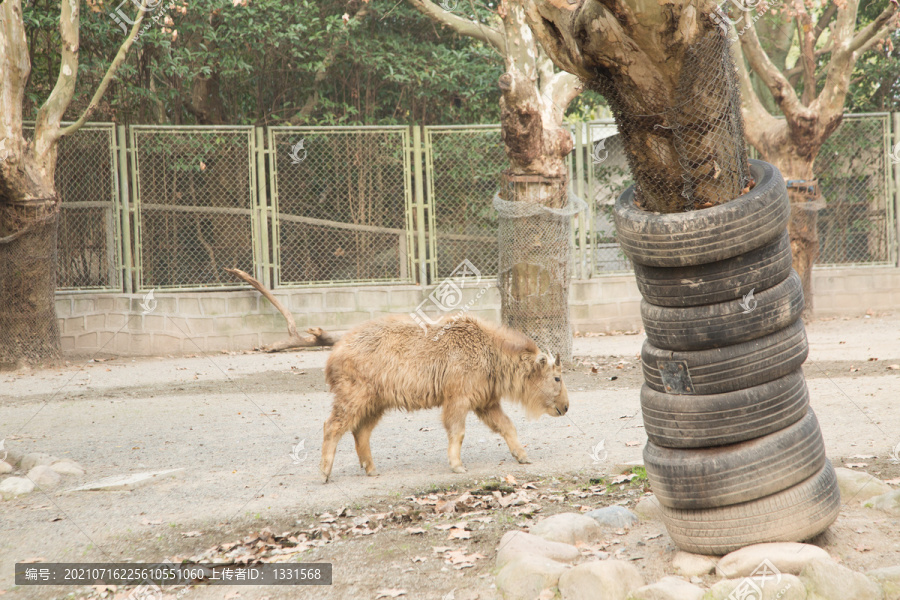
top-left (846, 463), bottom-right (868, 469)
top-left (856, 544), bottom-right (872, 552)
top-left (375, 589), bottom-right (407, 598)
top-left (625, 441), bottom-right (640, 447)
top-left (448, 529), bottom-right (471, 540)
top-left (432, 546), bottom-right (452, 553)
top-left (405, 527), bottom-right (426, 535)
top-left (888, 365), bottom-right (900, 370)
top-left (505, 474), bottom-right (518, 485)
top-left (411, 556), bottom-right (427, 563)
top-left (20, 557), bottom-right (46, 564)
top-left (884, 478), bottom-right (900, 485)
top-left (181, 531), bottom-right (203, 537)
top-left (435, 500), bottom-right (456, 514)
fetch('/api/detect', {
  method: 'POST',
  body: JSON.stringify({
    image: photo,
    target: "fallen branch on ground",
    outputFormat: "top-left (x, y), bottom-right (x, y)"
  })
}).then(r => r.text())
top-left (224, 268), bottom-right (341, 352)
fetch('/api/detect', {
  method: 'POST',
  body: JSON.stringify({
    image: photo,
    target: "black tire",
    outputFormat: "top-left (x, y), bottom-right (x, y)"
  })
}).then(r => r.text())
top-left (633, 231), bottom-right (792, 307)
top-left (614, 160), bottom-right (789, 268)
top-left (644, 408), bottom-right (826, 509)
top-left (641, 270), bottom-right (804, 352)
top-left (641, 318), bottom-right (808, 395)
top-left (641, 369), bottom-right (810, 449)
top-left (658, 461), bottom-right (840, 555)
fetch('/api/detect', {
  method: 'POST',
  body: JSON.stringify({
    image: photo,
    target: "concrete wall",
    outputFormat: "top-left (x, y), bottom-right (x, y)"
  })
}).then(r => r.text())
top-left (56, 266), bottom-right (900, 357)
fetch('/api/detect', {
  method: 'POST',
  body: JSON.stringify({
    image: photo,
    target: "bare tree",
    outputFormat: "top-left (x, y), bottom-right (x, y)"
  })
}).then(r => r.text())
top-left (1, 0), bottom-right (147, 363)
top-left (408, 0), bottom-right (584, 359)
top-left (732, 1), bottom-right (899, 308)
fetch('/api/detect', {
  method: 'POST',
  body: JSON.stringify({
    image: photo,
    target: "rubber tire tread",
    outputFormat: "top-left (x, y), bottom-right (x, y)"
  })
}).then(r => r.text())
top-left (658, 461), bottom-right (840, 555)
top-left (641, 369), bottom-right (810, 449)
top-left (614, 160), bottom-right (789, 267)
top-left (641, 270), bottom-right (804, 352)
top-left (633, 231), bottom-right (792, 307)
top-left (644, 408), bottom-right (826, 509)
top-left (641, 318), bottom-right (809, 395)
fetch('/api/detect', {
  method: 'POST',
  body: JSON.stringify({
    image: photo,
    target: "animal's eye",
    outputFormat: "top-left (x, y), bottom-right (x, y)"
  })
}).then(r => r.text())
top-left (554, 377), bottom-right (560, 382)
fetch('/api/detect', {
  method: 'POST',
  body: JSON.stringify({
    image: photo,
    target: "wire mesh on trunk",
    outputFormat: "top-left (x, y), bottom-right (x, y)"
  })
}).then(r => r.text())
top-left (494, 184), bottom-right (586, 362)
top-left (590, 30), bottom-right (750, 212)
top-left (0, 211), bottom-right (60, 367)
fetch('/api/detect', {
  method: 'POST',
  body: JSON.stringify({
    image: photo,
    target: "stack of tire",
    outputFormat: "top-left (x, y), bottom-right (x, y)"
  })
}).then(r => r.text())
top-left (613, 159), bottom-right (840, 555)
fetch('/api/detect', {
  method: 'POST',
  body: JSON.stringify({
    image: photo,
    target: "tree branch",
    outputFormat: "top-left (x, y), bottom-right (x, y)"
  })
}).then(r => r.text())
top-left (848, 4), bottom-right (899, 54)
top-left (813, 2), bottom-right (837, 46)
top-left (732, 38), bottom-right (779, 149)
top-left (407, 0), bottom-right (506, 53)
top-left (740, 17), bottom-right (808, 121)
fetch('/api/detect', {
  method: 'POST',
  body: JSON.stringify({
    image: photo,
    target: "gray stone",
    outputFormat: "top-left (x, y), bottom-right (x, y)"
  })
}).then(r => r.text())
top-left (531, 512), bottom-right (604, 545)
top-left (4, 447), bottom-right (24, 467)
top-left (835, 467), bottom-right (892, 504)
top-left (717, 543), bottom-right (831, 578)
top-left (20, 452), bottom-right (58, 471)
top-left (496, 554), bottom-right (569, 600)
top-left (704, 574), bottom-right (806, 600)
top-left (867, 566), bottom-right (900, 600)
top-left (496, 530), bottom-right (581, 569)
top-left (864, 489), bottom-right (900, 516)
top-left (50, 460), bottom-right (85, 477)
top-left (800, 558), bottom-right (883, 600)
top-left (0, 461), bottom-right (13, 474)
top-left (0, 476), bottom-right (35, 500)
top-left (559, 560), bottom-right (645, 600)
top-left (672, 551), bottom-right (716, 577)
top-left (587, 506), bottom-right (639, 529)
top-left (27, 465), bottom-right (61, 489)
top-left (634, 495), bottom-right (662, 521)
top-left (67, 468), bottom-right (184, 492)
top-left (627, 576), bottom-right (704, 600)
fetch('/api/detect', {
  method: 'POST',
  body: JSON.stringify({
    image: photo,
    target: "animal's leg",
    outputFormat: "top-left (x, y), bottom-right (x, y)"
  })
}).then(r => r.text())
top-left (352, 408), bottom-right (384, 477)
top-left (442, 402), bottom-right (468, 474)
top-left (320, 408), bottom-right (353, 483)
top-left (475, 404), bottom-right (531, 464)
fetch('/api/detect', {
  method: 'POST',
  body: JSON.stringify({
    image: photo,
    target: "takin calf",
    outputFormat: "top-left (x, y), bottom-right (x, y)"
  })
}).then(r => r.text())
top-left (320, 314), bottom-right (568, 482)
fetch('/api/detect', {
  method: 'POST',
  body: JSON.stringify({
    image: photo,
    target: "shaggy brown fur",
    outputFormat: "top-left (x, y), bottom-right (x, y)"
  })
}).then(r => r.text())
top-left (320, 314), bottom-right (569, 482)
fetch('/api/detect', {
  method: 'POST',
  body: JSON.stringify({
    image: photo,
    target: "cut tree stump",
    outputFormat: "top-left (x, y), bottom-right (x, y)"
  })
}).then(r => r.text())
top-left (224, 268), bottom-right (341, 352)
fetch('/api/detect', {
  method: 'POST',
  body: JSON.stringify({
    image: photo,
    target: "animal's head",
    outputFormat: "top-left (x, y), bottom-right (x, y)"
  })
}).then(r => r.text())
top-left (522, 349), bottom-right (568, 419)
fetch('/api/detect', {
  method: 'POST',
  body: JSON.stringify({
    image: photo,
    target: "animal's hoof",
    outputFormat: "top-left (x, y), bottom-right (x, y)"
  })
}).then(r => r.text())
top-left (451, 465), bottom-right (467, 474)
top-left (321, 474), bottom-right (330, 484)
top-left (366, 469), bottom-right (379, 477)
top-left (516, 455), bottom-right (532, 464)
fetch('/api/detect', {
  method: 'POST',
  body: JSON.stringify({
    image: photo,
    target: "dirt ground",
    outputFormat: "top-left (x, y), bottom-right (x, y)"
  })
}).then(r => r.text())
top-left (1, 313), bottom-right (899, 599)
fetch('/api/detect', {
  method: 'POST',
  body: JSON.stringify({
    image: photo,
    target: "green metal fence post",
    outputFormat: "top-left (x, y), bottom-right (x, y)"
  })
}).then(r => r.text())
top-left (255, 127), bottom-right (271, 288)
top-left (413, 126), bottom-right (429, 285)
top-left (574, 124), bottom-right (586, 279)
top-left (117, 125), bottom-right (134, 294)
top-left (893, 113), bottom-right (900, 266)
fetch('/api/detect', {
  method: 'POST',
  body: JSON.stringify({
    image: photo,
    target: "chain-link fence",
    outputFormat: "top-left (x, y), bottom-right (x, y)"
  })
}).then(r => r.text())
top-left (424, 126), bottom-right (507, 281)
top-left (815, 114), bottom-right (894, 265)
top-left (131, 126), bottom-right (259, 290)
top-left (268, 127), bottom-right (414, 287)
top-left (23, 123), bottom-right (121, 291)
top-left (585, 122), bottom-right (633, 275)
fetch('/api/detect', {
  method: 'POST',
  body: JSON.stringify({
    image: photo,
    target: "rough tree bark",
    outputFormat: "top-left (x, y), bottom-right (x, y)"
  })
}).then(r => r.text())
top-left (408, 0), bottom-right (582, 360)
top-left (0, 0), bottom-right (146, 365)
top-left (523, 0), bottom-right (748, 213)
top-left (733, 1), bottom-right (899, 311)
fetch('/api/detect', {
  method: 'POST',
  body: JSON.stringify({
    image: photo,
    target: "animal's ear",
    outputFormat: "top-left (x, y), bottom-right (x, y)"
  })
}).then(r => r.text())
top-left (555, 353), bottom-right (561, 366)
top-left (536, 353), bottom-right (548, 366)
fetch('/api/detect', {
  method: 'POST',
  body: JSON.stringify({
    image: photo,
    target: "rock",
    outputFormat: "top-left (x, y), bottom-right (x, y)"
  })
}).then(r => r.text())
top-left (20, 452), bottom-right (57, 472)
top-left (0, 476), bottom-right (35, 500)
top-left (587, 506), bottom-right (639, 529)
top-left (559, 560), bottom-right (644, 600)
top-left (800, 558), bottom-right (883, 600)
top-left (496, 531), bottom-right (581, 569)
top-left (67, 468), bottom-right (184, 492)
top-left (705, 574), bottom-right (806, 600)
top-left (717, 543), bottom-right (831, 578)
top-left (27, 465), bottom-right (61, 489)
top-left (50, 460), bottom-right (85, 477)
top-left (867, 566), bottom-right (900, 600)
top-left (634, 495), bottom-right (662, 521)
top-left (4, 447), bottom-right (24, 467)
top-left (530, 512), bottom-right (604, 545)
top-left (835, 467), bottom-right (892, 504)
top-left (496, 554), bottom-right (569, 600)
top-left (627, 576), bottom-right (704, 600)
top-left (864, 489), bottom-right (900, 516)
top-left (672, 551), bottom-right (716, 577)
top-left (0, 461), bottom-right (13, 474)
